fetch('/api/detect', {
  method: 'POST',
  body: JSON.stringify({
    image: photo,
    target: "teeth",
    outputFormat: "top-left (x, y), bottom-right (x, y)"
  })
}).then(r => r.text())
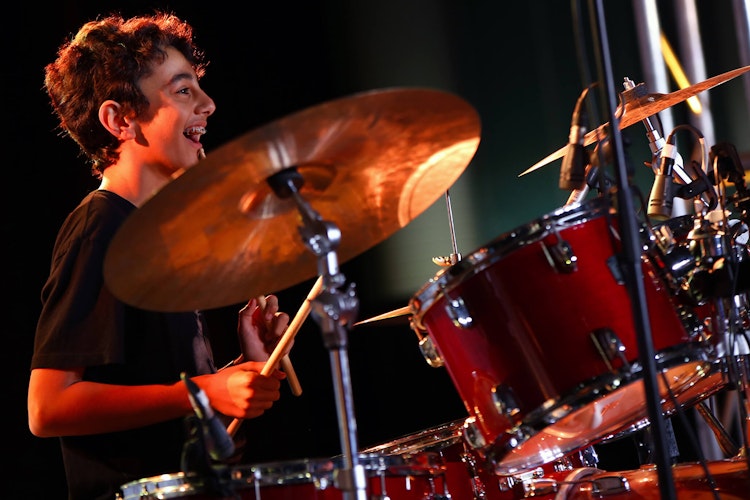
top-left (184, 126), bottom-right (206, 137)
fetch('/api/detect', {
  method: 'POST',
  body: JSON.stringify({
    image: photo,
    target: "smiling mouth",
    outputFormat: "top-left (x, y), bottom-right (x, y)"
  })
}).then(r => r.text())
top-left (183, 126), bottom-right (206, 142)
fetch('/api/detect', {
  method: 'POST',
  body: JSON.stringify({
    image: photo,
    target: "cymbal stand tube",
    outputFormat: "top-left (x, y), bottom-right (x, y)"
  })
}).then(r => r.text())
top-left (444, 190), bottom-right (461, 264)
top-left (266, 167), bottom-right (365, 500)
top-left (694, 400), bottom-right (740, 457)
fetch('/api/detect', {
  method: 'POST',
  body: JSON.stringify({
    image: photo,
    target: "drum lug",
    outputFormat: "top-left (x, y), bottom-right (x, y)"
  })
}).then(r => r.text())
top-left (462, 417), bottom-right (487, 450)
top-left (606, 255), bottom-right (625, 285)
top-left (591, 328), bottom-right (631, 372)
top-left (575, 446), bottom-right (600, 468)
top-left (510, 477), bottom-right (560, 498)
top-left (462, 413), bottom-right (528, 467)
top-left (492, 384), bottom-right (521, 420)
top-left (588, 474), bottom-right (631, 496)
top-left (444, 296), bottom-right (473, 328)
top-left (418, 336), bottom-right (445, 368)
top-left (543, 238), bottom-right (578, 273)
top-left (333, 464), bottom-right (367, 497)
top-left (497, 465), bottom-right (549, 494)
top-left (409, 318), bottom-right (445, 367)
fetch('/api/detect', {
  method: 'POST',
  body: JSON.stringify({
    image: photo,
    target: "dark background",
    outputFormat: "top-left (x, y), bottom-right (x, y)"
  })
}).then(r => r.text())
top-left (6, 1), bottom-right (749, 497)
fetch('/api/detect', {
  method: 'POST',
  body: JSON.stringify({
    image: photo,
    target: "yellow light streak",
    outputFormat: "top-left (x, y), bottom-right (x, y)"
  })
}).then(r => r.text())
top-left (660, 33), bottom-right (703, 114)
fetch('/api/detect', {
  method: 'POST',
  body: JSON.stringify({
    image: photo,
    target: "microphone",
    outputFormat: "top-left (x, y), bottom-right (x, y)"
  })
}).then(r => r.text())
top-left (559, 88), bottom-right (590, 191)
top-left (181, 372), bottom-right (235, 461)
top-left (622, 78), bottom-right (666, 164)
top-left (648, 138), bottom-right (678, 221)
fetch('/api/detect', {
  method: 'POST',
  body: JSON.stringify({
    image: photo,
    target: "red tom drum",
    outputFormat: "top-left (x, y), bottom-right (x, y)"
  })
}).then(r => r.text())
top-left (410, 198), bottom-right (725, 475)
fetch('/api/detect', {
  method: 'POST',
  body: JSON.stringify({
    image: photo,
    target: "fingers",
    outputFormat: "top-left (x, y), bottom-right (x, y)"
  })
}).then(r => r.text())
top-left (201, 363), bottom-right (285, 420)
top-left (252, 295), bottom-right (290, 342)
top-left (270, 311), bottom-right (290, 338)
top-left (227, 365), bottom-right (283, 414)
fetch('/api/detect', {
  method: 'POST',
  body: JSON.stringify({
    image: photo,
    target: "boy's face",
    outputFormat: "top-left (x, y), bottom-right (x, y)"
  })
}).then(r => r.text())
top-left (132, 46), bottom-right (216, 176)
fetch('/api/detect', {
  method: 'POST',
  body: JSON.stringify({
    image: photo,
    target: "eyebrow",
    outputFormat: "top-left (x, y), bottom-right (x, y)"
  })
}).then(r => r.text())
top-left (169, 71), bottom-right (197, 86)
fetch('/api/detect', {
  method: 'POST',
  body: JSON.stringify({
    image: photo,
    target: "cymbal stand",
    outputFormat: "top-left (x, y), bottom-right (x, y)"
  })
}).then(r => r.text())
top-left (432, 190), bottom-right (462, 267)
top-left (266, 167), bottom-right (365, 500)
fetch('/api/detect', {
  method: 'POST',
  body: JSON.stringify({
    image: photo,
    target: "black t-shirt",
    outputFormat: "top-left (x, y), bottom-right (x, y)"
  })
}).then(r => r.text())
top-left (32, 190), bottom-right (218, 500)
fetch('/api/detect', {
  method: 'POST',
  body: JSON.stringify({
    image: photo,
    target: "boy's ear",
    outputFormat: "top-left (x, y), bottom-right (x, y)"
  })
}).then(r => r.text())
top-left (98, 100), bottom-right (136, 140)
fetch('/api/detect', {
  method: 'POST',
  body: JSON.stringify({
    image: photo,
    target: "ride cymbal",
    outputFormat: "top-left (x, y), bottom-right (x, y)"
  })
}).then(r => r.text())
top-left (519, 64), bottom-right (750, 177)
top-left (104, 88), bottom-right (481, 311)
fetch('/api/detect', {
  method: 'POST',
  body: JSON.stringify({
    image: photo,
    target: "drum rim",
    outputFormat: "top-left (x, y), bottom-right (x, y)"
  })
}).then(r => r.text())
top-left (120, 452), bottom-right (445, 498)
top-left (488, 347), bottom-right (727, 474)
top-left (361, 419), bottom-right (465, 455)
top-left (119, 471), bottom-right (198, 499)
top-left (227, 452), bottom-right (443, 486)
top-left (409, 197), bottom-right (614, 328)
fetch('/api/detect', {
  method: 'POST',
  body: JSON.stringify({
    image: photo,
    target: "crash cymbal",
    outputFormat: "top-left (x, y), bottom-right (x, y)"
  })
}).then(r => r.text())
top-left (353, 306), bottom-right (411, 326)
top-left (519, 64), bottom-right (750, 177)
top-left (103, 88), bottom-right (481, 312)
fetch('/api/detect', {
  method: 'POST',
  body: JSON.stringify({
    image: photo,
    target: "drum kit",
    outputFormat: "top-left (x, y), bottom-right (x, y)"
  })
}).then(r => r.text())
top-left (107, 66), bottom-right (750, 498)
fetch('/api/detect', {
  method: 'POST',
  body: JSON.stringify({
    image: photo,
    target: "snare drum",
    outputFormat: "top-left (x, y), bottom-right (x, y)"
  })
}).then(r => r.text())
top-left (363, 419), bottom-right (502, 500)
top-left (119, 453), bottom-right (445, 499)
top-left (410, 198), bottom-right (724, 475)
top-left (362, 419), bottom-right (598, 500)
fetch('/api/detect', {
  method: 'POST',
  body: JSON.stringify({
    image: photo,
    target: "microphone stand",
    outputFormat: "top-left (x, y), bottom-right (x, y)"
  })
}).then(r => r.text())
top-left (590, 1), bottom-right (676, 498)
top-left (180, 374), bottom-right (235, 497)
top-left (266, 167), bottom-right (365, 500)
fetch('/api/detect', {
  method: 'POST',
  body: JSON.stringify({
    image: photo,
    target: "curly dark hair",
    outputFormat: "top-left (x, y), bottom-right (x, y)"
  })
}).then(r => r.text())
top-left (44, 11), bottom-right (209, 178)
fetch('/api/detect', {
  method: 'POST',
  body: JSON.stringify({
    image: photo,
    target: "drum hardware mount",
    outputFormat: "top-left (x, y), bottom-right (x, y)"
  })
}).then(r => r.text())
top-left (416, 334), bottom-right (444, 368)
top-left (541, 230), bottom-right (577, 273)
top-left (512, 476), bottom-right (561, 498)
top-left (498, 465), bottom-right (550, 494)
top-left (266, 166), bottom-right (366, 500)
top-left (606, 255), bottom-right (625, 285)
top-left (695, 400), bottom-right (741, 457)
top-left (491, 385), bottom-right (522, 421)
top-left (585, 474), bottom-right (632, 496)
top-left (461, 416), bottom-right (488, 451)
top-left (444, 295), bottom-right (473, 329)
top-left (456, 447), bottom-right (490, 500)
top-left (590, 328), bottom-right (630, 373)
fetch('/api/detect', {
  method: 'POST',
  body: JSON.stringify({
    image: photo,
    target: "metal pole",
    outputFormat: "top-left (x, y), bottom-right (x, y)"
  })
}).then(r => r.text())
top-left (732, 0), bottom-right (750, 106)
top-left (674, 0), bottom-right (717, 147)
top-left (592, 1), bottom-right (677, 497)
top-left (632, 0), bottom-right (687, 215)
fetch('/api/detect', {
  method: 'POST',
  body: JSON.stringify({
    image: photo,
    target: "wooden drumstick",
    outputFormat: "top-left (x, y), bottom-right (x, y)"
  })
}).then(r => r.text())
top-left (254, 295), bottom-right (303, 396)
top-left (227, 276), bottom-right (324, 437)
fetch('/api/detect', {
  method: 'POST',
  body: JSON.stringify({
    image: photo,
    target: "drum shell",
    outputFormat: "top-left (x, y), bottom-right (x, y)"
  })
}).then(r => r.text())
top-left (410, 199), bottom-right (709, 470)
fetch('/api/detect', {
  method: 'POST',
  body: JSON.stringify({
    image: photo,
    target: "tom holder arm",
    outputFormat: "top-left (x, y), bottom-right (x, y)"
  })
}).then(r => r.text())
top-left (266, 167), bottom-right (365, 500)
